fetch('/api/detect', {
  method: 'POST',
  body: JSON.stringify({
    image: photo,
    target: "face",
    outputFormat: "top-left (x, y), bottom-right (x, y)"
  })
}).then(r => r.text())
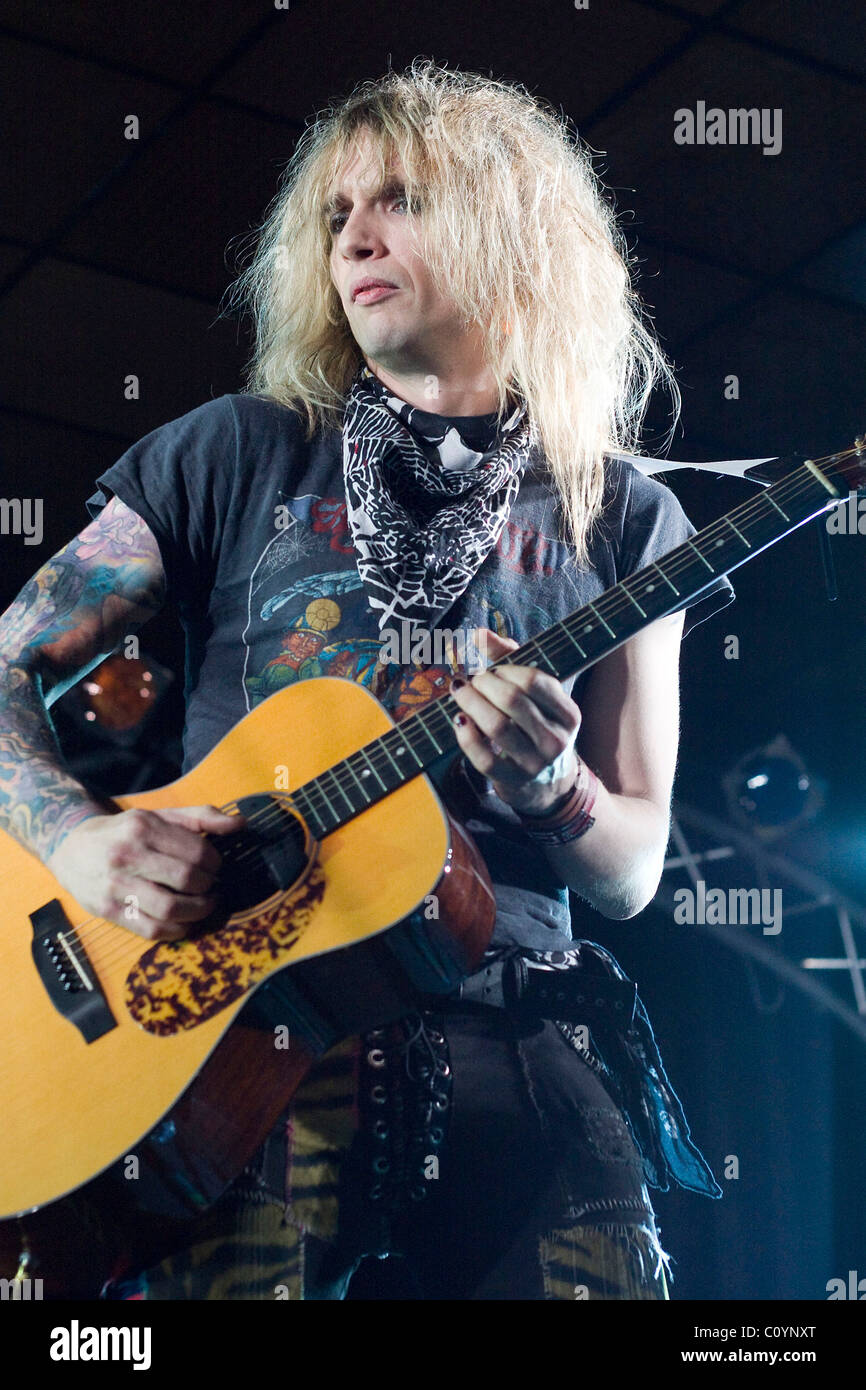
top-left (326, 130), bottom-right (474, 376)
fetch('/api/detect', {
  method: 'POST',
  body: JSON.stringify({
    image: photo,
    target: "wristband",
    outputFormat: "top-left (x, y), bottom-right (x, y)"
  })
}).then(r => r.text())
top-left (518, 760), bottom-right (599, 845)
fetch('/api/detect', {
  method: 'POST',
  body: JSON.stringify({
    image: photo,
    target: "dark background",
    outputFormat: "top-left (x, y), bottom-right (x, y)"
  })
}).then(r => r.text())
top-left (2, 0), bottom-right (865, 1300)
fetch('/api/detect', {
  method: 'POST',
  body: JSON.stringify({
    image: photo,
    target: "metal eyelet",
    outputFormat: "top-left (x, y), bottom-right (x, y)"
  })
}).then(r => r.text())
top-left (429, 1126), bottom-right (444, 1145)
top-left (435, 1060), bottom-right (451, 1076)
top-left (369, 1184), bottom-right (383, 1201)
top-left (433, 1092), bottom-right (449, 1110)
top-left (409, 1184), bottom-right (428, 1201)
top-left (367, 1049), bottom-right (386, 1068)
top-left (372, 1119), bottom-right (389, 1140)
top-left (370, 1084), bottom-right (387, 1104)
top-left (373, 1155), bottom-right (390, 1174)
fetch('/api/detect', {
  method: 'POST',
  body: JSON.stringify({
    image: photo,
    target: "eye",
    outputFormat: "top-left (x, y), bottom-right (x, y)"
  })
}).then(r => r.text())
top-left (328, 211), bottom-right (348, 235)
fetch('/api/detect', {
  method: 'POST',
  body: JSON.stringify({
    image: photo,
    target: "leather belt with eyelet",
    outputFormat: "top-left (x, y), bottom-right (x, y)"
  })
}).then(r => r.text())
top-left (452, 953), bottom-right (637, 1029)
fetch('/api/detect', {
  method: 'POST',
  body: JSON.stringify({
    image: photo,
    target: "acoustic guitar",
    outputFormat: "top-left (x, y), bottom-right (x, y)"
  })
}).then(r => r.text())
top-left (1, 438), bottom-right (863, 1296)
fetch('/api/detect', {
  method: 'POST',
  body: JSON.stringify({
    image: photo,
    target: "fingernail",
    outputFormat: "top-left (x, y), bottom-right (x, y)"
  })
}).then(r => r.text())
top-left (451, 676), bottom-right (466, 691)
top-left (454, 712), bottom-right (468, 727)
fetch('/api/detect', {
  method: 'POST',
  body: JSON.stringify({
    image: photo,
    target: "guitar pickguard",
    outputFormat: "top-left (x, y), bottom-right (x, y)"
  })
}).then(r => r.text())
top-left (123, 864), bottom-right (326, 1035)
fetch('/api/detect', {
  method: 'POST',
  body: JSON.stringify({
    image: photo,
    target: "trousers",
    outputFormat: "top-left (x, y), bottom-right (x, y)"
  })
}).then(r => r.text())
top-left (104, 997), bottom-right (670, 1301)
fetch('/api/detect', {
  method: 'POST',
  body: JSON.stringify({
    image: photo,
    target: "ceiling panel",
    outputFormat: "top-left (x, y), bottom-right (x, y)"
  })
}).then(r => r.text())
top-left (632, 244), bottom-right (756, 344)
top-left (793, 222), bottom-right (866, 310)
top-left (3, 34), bottom-right (177, 244)
top-left (57, 101), bottom-right (296, 301)
top-left (733, 0), bottom-right (866, 78)
top-left (0, 259), bottom-right (244, 436)
top-left (667, 290), bottom-right (866, 455)
top-left (0, 0), bottom-right (267, 85)
top-left (213, 0), bottom-right (688, 128)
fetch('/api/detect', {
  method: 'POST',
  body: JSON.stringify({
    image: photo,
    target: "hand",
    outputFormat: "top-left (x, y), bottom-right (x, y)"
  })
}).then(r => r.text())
top-left (46, 804), bottom-right (243, 941)
top-left (449, 629), bottom-right (581, 816)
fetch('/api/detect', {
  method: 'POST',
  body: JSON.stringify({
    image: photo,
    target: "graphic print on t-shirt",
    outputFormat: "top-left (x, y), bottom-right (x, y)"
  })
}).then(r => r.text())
top-left (241, 493), bottom-right (383, 713)
top-left (238, 489), bottom-right (541, 723)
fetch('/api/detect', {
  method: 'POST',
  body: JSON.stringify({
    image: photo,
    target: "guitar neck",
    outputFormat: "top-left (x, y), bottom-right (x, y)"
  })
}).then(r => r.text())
top-left (289, 452), bottom-right (848, 840)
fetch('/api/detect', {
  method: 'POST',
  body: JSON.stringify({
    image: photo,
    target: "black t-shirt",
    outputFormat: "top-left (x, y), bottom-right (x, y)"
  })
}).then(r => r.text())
top-left (87, 393), bottom-right (734, 951)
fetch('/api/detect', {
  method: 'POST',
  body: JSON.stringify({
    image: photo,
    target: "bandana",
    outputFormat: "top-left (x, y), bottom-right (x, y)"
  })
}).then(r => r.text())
top-left (342, 364), bottom-right (533, 633)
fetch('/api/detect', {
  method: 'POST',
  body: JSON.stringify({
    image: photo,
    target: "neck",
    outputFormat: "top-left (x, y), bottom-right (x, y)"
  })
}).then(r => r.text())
top-left (363, 351), bottom-right (500, 417)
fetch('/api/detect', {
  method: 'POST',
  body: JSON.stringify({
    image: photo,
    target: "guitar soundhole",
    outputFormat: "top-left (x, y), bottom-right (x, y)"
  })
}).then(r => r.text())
top-left (214, 794), bottom-right (314, 919)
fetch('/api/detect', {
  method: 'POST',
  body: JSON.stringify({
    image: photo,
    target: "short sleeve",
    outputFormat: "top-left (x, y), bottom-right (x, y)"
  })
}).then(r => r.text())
top-left (85, 395), bottom-right (238, 598)
top-left (613, 460), bottom-right (736, 637)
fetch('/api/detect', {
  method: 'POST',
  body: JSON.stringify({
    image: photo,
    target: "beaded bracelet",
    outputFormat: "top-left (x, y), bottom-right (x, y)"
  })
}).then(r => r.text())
top-left (517, 759), bottom-right (599, 846)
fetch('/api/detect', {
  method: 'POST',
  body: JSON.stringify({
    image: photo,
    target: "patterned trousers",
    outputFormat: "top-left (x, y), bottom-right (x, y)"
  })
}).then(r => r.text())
top-left (104, 1004), bottom-right (670, 1301)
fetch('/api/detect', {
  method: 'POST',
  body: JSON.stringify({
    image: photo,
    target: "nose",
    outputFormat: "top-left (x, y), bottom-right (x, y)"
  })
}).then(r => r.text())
top-left (338, 202), bottom-right (387, 263)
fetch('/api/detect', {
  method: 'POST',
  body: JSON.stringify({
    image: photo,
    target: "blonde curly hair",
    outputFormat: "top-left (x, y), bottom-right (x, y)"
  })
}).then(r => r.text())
top-left (227, 58), bottom-right (679, 564)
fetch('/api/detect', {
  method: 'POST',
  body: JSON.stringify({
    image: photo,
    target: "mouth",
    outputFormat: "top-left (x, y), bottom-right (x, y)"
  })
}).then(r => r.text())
top-left (352, 281), bottom-right (399, 304)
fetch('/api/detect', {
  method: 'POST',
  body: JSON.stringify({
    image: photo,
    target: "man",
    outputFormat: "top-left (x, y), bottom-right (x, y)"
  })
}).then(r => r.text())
top-left (0, 60), bottom-right (733, 1299)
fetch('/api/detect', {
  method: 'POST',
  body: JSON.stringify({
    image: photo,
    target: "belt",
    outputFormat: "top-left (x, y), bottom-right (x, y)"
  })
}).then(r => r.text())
top-left (452, 952), bottom-right (637, 1029)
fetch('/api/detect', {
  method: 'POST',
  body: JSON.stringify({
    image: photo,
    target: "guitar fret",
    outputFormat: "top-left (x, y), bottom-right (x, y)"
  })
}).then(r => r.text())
top-left (559, 622), bottom-right (586, 659)
top-left (687, 539), bottom-right (716, 573)
top-left (314, 778), bottom-right (340, 820)
top-left (726, 517), bottom-right (751, 548)
top-left (356, 749), bottom-right (388, 792)
top-left (343, 757), bottom-right (374, 805)
top-left (521, 643), bottom-right (557, 672)
top-left (413, 710), bottom-right (444, 756)
top-left (377, 738), bottom-right (405, 780)
top-left (388, 732), bottom-right (424, 769)
top-left (299, 782), bottom-right (332, 828)
top-left (623, 586), bottom-right (647, 618)
top-left (652, 562), bottom-right (680, 595)
top-left (766, 495), bottom-right (790, 521)
top-left (325, 766), bottom-right (356, 814)
top-left (291, 787), bottom-right (328, 836)
top-left (588, 600), bottom-right (616, 638)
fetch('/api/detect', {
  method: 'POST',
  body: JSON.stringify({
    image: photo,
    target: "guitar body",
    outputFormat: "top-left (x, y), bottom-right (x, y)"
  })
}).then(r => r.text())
top-left (0, 677), bottom-right (496, 1296)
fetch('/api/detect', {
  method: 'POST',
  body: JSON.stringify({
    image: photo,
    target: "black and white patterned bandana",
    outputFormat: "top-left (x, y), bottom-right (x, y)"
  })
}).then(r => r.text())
top-left (342, 363), bottom-right (533, 632)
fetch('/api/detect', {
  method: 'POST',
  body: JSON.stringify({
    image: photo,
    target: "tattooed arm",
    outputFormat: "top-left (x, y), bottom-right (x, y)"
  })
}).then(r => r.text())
top-left (0, 496), bottom-right (168, 858)
top-left (0, 496), bottom-right (238, 938)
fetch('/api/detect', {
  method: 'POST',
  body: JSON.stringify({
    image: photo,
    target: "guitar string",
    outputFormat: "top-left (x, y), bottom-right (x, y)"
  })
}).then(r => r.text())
top-left (60, 448), bottom-right (860, 967)
top-left (204, 448), bottom-right (857, 848)
top-left (169, 449), bottom-right (858, 851)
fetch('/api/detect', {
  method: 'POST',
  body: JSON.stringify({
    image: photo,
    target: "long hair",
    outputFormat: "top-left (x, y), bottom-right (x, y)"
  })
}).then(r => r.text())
top-left (226, 58), bottom-right (679, 565)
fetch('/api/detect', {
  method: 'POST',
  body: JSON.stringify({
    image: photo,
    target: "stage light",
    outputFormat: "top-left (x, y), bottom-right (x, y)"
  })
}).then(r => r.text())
top-left (722, 734), bottom-right (824, 841)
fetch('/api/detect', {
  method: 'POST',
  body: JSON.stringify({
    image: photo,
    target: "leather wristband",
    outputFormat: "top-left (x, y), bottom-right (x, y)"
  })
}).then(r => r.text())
top-left (518, 760), bottom-right (599, 845)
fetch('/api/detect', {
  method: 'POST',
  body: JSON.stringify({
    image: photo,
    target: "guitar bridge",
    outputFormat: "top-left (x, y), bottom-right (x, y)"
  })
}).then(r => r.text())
top-left (30, 899), bottom-right (116, 1043)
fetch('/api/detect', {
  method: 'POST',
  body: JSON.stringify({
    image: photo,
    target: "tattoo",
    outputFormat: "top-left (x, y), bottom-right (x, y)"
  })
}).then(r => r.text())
top-left (0, 498), bottom-right (166, 861)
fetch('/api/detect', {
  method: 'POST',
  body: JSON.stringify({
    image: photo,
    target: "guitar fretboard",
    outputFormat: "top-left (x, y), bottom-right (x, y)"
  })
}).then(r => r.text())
top-left (288, 453), bottom-right (845, 839)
